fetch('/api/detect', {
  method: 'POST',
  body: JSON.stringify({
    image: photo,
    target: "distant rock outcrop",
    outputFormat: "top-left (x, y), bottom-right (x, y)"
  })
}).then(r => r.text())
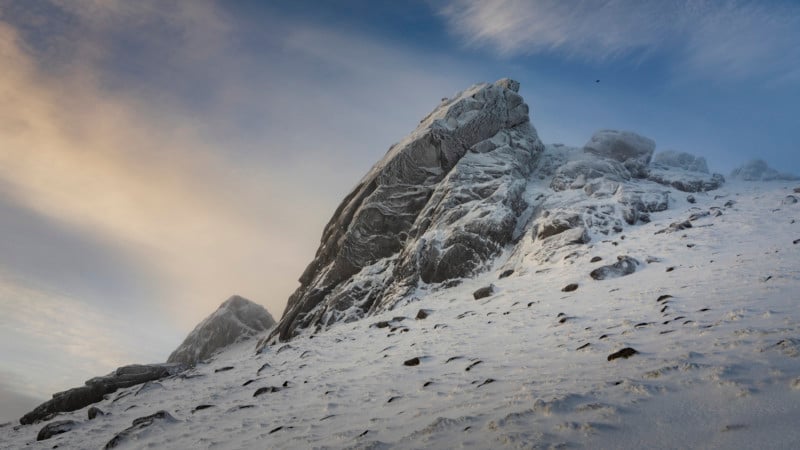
top-left (730, 160), bottom-right (799, 181)
top-left (652, 150), bottom-right (709, 173)
top-left (263, 79), bottom-right (545, 344)
top-left (20, 364), bottom-right (184, 425)
top-left (583, 130), bottom-right (655, 177)
top-left (168, 295), bottom-right (275, 366)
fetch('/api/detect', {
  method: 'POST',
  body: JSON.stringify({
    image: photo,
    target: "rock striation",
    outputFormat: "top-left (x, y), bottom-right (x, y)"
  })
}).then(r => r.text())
top-left (168, 295), bottom-right (275, 365)
top-left (263, 79), bottom-right (545, 344)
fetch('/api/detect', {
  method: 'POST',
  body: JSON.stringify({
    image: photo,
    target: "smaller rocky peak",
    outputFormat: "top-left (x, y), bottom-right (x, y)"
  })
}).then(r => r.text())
top-left (730, 159), bottom-right (799, 181)
top-left (583, 130), bottom-right (655, 177)
top-left (168, 295), bottom-right (275, 366)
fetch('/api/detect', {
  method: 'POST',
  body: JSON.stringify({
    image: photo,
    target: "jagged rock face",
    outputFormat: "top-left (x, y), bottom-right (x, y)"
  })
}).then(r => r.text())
top-left (168, 295), bottom-right (274, 365)
top-left (730, 159), bottom-right (799, 181)
top-left (266, 79), bottom-right (544, 343)
top-left (652, 150), bottom-right (709, 173)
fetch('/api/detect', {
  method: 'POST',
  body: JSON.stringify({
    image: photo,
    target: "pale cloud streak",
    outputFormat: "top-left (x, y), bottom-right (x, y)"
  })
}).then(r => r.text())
top-left (0, 0), bottom-right (475, 408)
top-left (439, 0), bottom-right (800, 82)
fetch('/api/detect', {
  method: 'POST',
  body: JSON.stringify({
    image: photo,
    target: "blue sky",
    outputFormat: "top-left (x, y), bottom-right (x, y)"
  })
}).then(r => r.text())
top-left (0, 0), bottom-right (798, 422)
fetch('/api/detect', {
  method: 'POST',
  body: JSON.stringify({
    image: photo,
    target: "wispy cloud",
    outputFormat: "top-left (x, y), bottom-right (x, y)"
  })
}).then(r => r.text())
top-left (439, 0), bottom-right (800, 82)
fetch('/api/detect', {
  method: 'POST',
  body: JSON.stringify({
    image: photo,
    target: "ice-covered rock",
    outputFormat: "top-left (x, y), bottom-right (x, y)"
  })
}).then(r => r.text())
top-left (730, 159), bottom-right (799, 181)
top-left (264, 79), bottom-right (544, 343)
top-left (168, 295), bottom-right (274, 365)
top-left (583, 130), bottom-right (655, 177)
top-left (647, 169), bottom-right (725, 192)
top-left (652, 150), bottom-right (709, 173)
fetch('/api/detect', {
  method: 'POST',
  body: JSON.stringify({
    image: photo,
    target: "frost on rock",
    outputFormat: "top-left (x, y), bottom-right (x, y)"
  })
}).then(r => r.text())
top-left (583, 130), bottom-right (655, 178)
top-left (265, 79), bottom-right (544, 343)
top-left (730, 159), bottom-right (800, 181)
top-left (168, 295), bottom-right (275, 365)
top-left (652, 150), bottom-right (709, 173)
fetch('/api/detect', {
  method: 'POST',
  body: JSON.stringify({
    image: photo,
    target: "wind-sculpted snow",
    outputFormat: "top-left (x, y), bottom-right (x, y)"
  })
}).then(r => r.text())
top-left (266, 79), bottom-right (544, 343)
top-left (168, 295), bottom-right (275, 366)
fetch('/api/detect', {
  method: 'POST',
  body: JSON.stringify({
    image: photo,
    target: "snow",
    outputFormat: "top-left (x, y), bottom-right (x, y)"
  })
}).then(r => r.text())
top-left (4, 178), bottom-right (799, 449)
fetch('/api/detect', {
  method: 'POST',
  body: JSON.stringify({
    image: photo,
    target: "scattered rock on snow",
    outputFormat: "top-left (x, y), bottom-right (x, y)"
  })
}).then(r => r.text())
top-left (214, 366), bottom-right (234, 373)
top-left (473, 285), bottom-right (495, 300)
top-left (87, 407), bottom-right (105, 420)
top-left (498, 269), bottom-right (514, 279)
top-left (590, 256), bottom-right (602, 263)
top-left (607, 348), bottom-right (639, 361)
top-left (561, 283), bottom-right (579, 292)
top-left (590, 256), bottom-right (640, 280)
top-left (783, 195), bottom-right (798, 205)
top-left (415, 309), bottom-right (431, 320)
top-left (37, 420), bottom-right (78, 441)
top-left (686, 195), bottom-right (696, 203)
top-left (404, 357), bottom-right (421, 367)
top-left (104, 411), bottom-right (178, 449)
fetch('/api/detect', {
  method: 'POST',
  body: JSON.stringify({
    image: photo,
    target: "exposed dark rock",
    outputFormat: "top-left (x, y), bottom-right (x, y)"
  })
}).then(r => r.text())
top-left (477, 378), bottom-right (495, 387)
top-left (87, 407), bottom-right (104, 420)
top-left (783, 195), bottom-right (798, 205)
top-left (473, 285), bottom-right (495, 300)
top-left (263, 79), bottom-right (544, 344)
top-left (191, 405), bottom-right (214, 413)
top-left (590, 256), bottom-right (640, 280)
top-left (498, 269), bottom-right (514, 279)
top-left (372, 321), bottom-right (391, 329)
top-left (655, 220), bottom-right (692, 235)
top-left (104, 411), bottom-right (178, 449)
top-left (607, 348), bottom-right (639, 361)
top-left (657, 295), bottom-right (673, 302)
top-left (666, 266), bottom-right (676, 272)
top-left (686, 195), bottom-right (696, 203)
top-left (465, 360), bottom-right (483, 371)
top-left (256, 362), bottom-right (271, 375)
top-left (576, 343), bottom-right (590, 350)
top-left (561, 283), bottom-right (579, 292)
top-left (415, 309), bottom-right (431, 320)
top-left (253, 386), bottom-right (281, 397)
top-left (793, 239), bottom-right (800, 245)
top-left (724, 200), bottom-right (736, 208)
top-left (404, 357), bottom-right (421, 367)
top-left (20, 363), bottom-right (183, 425)
top-left (387, 396), bottom-right (402, 403)
top-left (168, 296), bottom-right (275, 366)
top-left (795, 187), bottom-right (800, 193)
top-left (214, 366), bottom-right (234, 373)
top-left (37, 420), bottom-right (78, 441)
top-left (590, 256), bottom-right (602, 263)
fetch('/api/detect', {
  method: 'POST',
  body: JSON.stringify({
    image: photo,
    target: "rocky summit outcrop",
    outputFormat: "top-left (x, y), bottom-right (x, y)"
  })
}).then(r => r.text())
top-left (730, 159), bottom-right (799, 182)
top-left (263, 79), bottom-right (544, 344)
top-left (20, 363), bottom-right (184, 425)
top-left (168, 295), bottom-right (275, 365)
top-left (647, 150), bottom-right (724, 192)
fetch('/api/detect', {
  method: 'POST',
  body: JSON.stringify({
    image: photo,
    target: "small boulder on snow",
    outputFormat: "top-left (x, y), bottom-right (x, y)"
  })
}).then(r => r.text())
top-left (168, 295), bottom-right (275, 366)
top-left (37, 420), bottom-right (78, 441)
top-left (583, 130), bottom-right (655, 176)
top-left (590, 256), bottom-right (640, 280)
top-left (473, 285), bottom-right (495, 300)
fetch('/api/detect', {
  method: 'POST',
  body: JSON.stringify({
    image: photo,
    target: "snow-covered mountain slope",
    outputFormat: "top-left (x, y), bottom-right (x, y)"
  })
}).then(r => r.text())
top-left (3, 79), bottom-right (800, 449)
top-left (168, 295), bottom-right (275, 366)
top-left (3, 181), bottom-right (799, 449)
